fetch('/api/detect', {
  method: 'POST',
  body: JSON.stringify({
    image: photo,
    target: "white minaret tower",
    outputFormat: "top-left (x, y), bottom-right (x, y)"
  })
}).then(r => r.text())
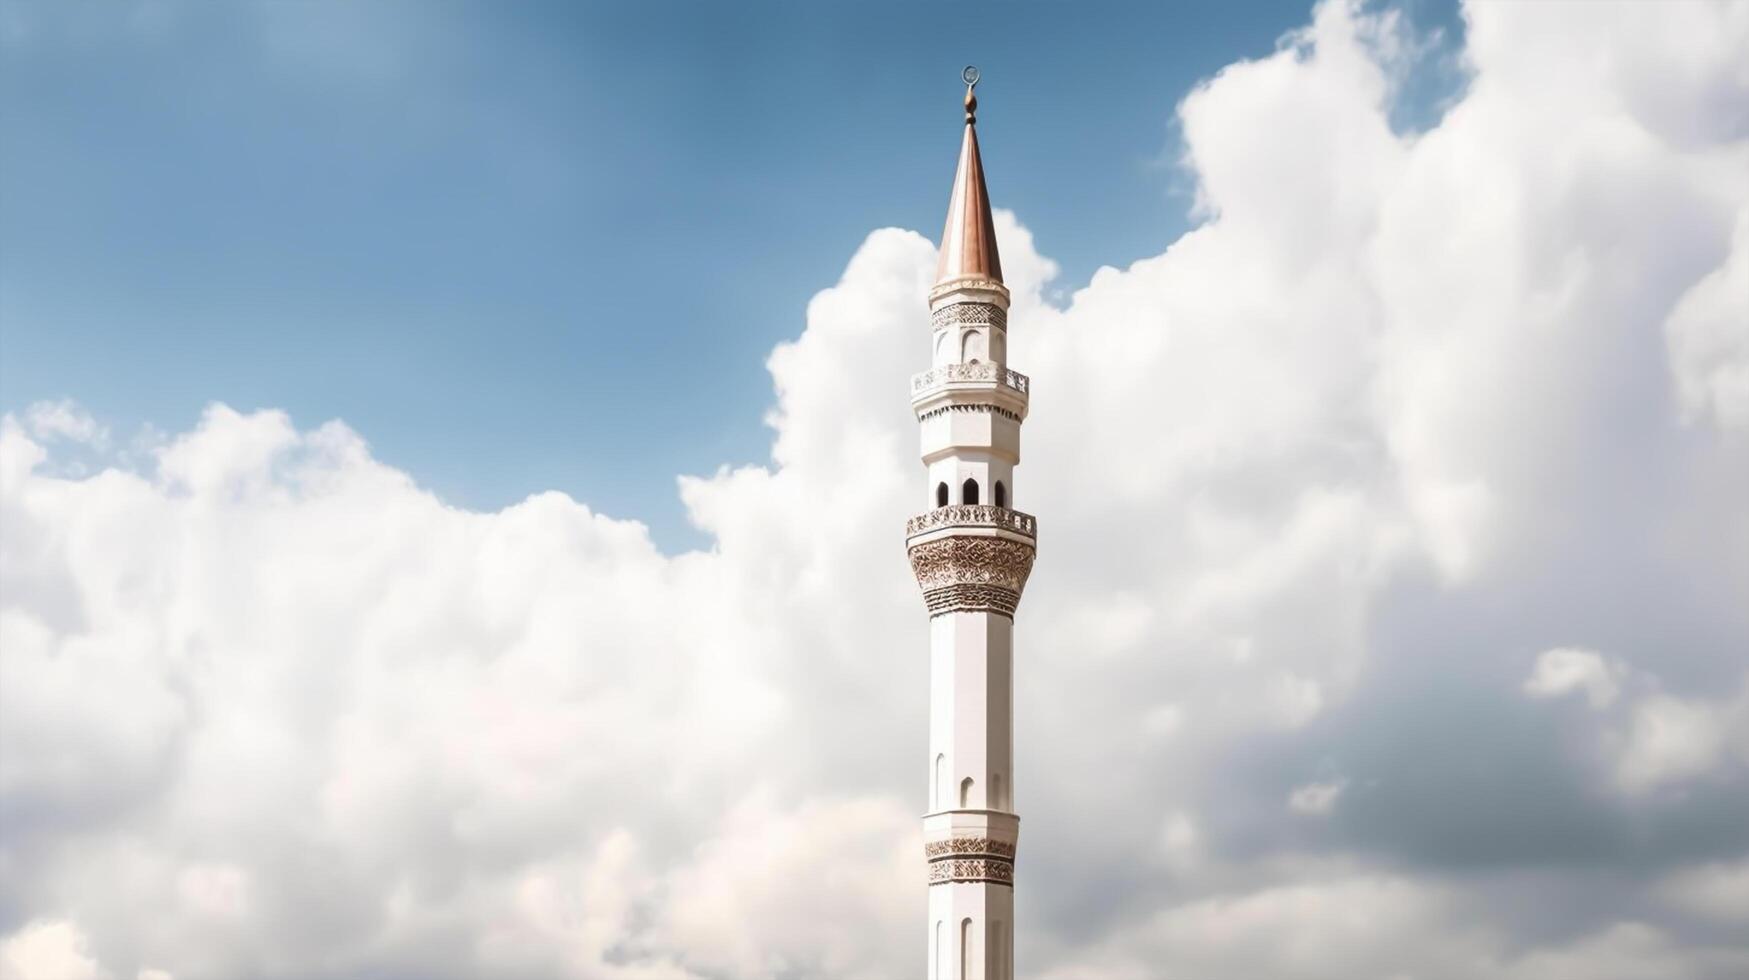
top-left (908, 67), bottom-right (1034, 980)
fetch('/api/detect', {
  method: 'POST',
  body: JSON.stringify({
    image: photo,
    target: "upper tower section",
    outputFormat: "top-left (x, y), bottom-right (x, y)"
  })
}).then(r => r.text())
top-left (934, 68), bottom-right (1003, 295)
top-left (908, 68), bottom-right (1034, 621)
top-left (928, 66), bottom-right (1013, 372)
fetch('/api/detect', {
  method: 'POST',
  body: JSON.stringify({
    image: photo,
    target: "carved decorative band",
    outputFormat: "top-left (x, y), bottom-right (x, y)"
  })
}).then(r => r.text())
top-left (923, 584), bottom-right (1019, 617)
top-left (927, 858), bottom-right (1015, 887)
top-left (929, 278), bottom-right (1010, 305)
top-left (931, 302), bottom-right (1008, 333)
top-left (916, 402), bottom-right (1022, 423)
top-left (908, 535), bottom-right (1036, 602)
top-left (925, 837), bottom-right (1018, 861)
top-left (906, 505), bottom-right (1037, 539)
top-left (925, 838), bottom-right (1018, 885)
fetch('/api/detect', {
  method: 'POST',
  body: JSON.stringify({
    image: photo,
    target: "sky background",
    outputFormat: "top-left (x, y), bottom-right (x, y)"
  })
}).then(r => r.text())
top-left (3, 2), bottom-right (1748, 979)
top-left (2, 0), bottom-right (1460, 549)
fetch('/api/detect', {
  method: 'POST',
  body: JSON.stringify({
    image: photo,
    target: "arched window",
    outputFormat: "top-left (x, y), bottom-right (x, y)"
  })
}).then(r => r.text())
top-left (936, 482), bottom-right (949, 508)
top-left (962, 478), bottom-right (979, 506)
top-left (961, 328), bottom-right (987, 364)
top-left (934, 753), bottom-right (946, 810)
top-left (960, 776), bottom-right (974, 808)
top-left (993, 481), bottom-right (1006, 508)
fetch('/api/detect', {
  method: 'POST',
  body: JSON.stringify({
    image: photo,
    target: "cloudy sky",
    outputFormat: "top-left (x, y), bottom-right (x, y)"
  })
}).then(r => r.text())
top-left (2, 1), bottom-right (1747, 978)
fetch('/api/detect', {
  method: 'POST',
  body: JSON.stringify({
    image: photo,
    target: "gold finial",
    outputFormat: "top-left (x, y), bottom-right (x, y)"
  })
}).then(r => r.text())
top-left (962, 65), bottom-right (979, 124)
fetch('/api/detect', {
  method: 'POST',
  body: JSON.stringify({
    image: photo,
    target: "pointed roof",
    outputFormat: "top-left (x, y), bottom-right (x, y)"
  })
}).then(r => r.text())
top-left (935, 74), bottom-right (1002, 287)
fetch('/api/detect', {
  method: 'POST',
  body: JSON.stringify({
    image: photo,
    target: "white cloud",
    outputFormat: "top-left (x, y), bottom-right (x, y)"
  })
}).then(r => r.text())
top-left (1521, 651), bottom-right (1749, 793)
top-left (1523, 647), bottom-right (1624, 709)
top-left (1614, 681), bottom-right (1749, 794)
top-left (1036, 875), bottom-right (1483, 980)
top-left (23, 399), bottom-right (107, 447)
top-left (0, 921), bottom-right (110, 980)
top-left (3, 1), bottom-right (1748, 978)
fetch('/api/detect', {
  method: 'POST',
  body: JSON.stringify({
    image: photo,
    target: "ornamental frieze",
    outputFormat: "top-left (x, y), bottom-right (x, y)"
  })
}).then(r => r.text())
top-left (908, 535), bottom-right (1035, 595)
top-left (923, 584), bottom-right (1019, 617)
top-left (926, 858), bottom-right (1015, 886)
top-left (924, 837), bottom-right (1018, 860)
top-left (931, 302), bottom-right (1008, 333)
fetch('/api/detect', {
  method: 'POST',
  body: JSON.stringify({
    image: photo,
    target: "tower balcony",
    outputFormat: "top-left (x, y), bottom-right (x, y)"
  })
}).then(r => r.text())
top-left (905, 505), bottom-right (1038, 617)
top-left (911, 362), bottom-right (1030, 400)
top-left (905, 504), bottom-right (1037, 542)
top-left (911, 363), bottom-right (1030, 434)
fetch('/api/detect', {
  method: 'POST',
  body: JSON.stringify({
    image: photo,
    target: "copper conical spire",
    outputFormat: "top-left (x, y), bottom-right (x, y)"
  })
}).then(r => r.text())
top-left (935, 68), bottom-right (1002, 287)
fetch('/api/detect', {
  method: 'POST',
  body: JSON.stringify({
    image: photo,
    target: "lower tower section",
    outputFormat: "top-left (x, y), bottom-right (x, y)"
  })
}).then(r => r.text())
top-left (909, 511), bottom-right (1033, 980)
top-left (925, 810), bottom-right (1017, 980)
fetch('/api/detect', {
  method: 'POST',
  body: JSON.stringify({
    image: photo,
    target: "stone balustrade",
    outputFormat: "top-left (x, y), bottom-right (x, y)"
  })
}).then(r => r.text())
top-left (910, 362), bottom-right (1030, 397)
top-left (905, 505), bottom-right (1037, 539)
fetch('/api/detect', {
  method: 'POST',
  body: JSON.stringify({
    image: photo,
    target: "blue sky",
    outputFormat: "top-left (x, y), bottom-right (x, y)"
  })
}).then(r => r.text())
top-left (1, 0), bottom-right (1461, 549)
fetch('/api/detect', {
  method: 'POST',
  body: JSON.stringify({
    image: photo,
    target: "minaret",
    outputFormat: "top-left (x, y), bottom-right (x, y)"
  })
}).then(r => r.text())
top-left (907, 67), bottom-right (1034, 980)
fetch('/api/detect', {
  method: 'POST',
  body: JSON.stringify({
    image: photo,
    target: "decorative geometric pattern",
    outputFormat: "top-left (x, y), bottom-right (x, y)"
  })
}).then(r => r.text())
top-left (908, 534), bottom-right (1035, 617)
top-left (931, 302), bottom-right (1008, 333)
top-left (923, 584), bottom-right (1019, 616)
top-left (908, 535), bottom-right (1035, 589)
top-left (915, 402), bottom-right (1023, 424)
top-left (925, 837), bottom-right (1018, 860)
top-left (927, 859), bottom-right (1014, 885)
top-left (925, 837), bottom-right (1017, 886)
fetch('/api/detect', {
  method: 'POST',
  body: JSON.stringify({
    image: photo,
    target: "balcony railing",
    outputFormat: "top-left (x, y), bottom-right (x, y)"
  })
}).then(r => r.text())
top-left (911, 362), bottom-right (1030, 397)
top-left (905, 504), bottom-right (1038, 539)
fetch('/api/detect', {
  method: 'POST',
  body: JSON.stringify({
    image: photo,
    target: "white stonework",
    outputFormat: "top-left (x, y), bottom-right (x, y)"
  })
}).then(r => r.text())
top-left (907, 78), bottom-right (1030, 980)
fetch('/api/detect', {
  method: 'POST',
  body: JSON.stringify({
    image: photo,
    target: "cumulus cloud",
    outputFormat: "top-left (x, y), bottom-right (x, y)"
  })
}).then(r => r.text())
top-left (0, 921), bottom-right (110, 980)
top-left (2, 1), bottom-right (1747, 978)
top-left (21, 400), bottom-right (106, 448)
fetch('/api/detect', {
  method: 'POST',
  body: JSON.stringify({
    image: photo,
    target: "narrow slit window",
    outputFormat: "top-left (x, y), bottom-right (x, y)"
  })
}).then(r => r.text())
top-left (936, 482), bottom-right (949, 507)
top-left (934, 921), bottom-right (943, 980)
top-left (960, 918), bottom-right (972, 980)
top-left (993, 481), bottom-right (1006, 508)
top-left (960, 776), bottom-right (974, 808)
